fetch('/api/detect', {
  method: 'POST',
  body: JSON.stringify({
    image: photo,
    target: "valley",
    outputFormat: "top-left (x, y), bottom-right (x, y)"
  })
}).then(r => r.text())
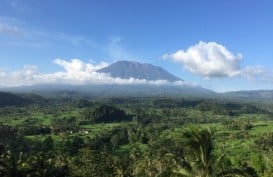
top-left (1, 92), bottom-right (273, 176)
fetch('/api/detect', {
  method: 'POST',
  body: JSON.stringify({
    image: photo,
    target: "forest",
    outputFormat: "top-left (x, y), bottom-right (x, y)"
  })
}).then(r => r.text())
top-left (1, 93), bottom-right (273, 177)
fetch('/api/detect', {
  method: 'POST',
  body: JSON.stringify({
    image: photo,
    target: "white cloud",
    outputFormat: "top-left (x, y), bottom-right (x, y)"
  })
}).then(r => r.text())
top-left (54, 59), bottom-right (108, 73)
top-left (0, 59), bottom-right (193, 87)
top-left (163, 41), bottom-right (273, 85)
top-left (163, 41), bottom-right (242, 78)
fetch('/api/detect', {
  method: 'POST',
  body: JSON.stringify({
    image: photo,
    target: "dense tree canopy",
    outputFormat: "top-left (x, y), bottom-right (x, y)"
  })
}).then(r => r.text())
top-left (1, 97), bottom-right (273, 176)
top-left (90, 104), bottom-right (130, 123)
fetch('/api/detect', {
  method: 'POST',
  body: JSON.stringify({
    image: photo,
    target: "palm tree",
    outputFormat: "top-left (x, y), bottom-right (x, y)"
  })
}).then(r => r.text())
top-left (173, 126), bottom-right (251, 177)
top-left (182, 127), bottom-right (213, 177)
top-left (0, 150), bottom-right (34, 177)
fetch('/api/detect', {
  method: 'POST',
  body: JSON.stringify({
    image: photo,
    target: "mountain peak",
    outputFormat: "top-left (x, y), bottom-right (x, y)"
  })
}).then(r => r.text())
top-left (98, 60), bottom-right (182, 82)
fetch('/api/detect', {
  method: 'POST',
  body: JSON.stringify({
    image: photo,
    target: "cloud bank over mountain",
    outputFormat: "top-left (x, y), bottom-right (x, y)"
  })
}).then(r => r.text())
top-left (0, 59), bottom-right (189, 87)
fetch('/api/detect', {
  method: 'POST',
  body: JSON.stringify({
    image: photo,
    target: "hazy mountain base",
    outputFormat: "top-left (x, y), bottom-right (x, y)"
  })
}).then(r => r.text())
top-left (0, 84), bottom-right (214, 99)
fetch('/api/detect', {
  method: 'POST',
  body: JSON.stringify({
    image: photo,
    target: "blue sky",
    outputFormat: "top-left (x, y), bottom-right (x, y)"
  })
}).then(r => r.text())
top-left (0, 0), bottom-right (273, 92)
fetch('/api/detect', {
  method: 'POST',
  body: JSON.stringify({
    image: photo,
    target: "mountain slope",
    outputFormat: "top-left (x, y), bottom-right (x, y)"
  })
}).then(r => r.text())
top-left (0, 92), bottom-right (47, 106)
top-left (0, 92), bottom-right (32, 106)
top-left (98, 60), bottom-right (182, 82)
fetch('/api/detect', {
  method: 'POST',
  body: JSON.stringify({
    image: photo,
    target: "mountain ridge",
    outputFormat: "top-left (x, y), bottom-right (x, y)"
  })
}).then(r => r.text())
top-left (224, 90), bottom-right (273, 100)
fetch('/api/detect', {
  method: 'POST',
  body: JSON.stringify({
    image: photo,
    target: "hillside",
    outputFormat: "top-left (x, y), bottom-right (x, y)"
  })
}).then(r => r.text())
top-left (0, 92), bottom-right (32, 107)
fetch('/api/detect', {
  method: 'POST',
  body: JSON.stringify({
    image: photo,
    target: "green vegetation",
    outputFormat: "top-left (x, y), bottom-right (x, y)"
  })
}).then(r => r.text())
top-left (87, 104), bottom-right (131, 123)
top-left (1, 94), bottom-right (273, 176)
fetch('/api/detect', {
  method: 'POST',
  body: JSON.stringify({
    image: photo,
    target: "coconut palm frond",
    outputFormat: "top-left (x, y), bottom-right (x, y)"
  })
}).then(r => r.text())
top-left (217, 169), bottom-right (252, 177)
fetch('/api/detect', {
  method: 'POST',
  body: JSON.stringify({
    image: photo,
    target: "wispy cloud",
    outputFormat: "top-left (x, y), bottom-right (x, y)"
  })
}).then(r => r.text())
top-left (0, 23), bottom-right (22, 36)
top-left (5, 0), bottom-right (30, 13)
top-left (0, 16), bottom-right (137, 63)
top-left (0, 16), bottom-right (98, 49)
top-left (242, 65), bottom-right (267, 80)
top-left (52, 32), bottom-right (97, 48)
top-left (241, 66), bottom-right (273, 84)
top-left (0, 59), bottom-right (191, 87)
top-left (106, 36), bottom-right (135, 60)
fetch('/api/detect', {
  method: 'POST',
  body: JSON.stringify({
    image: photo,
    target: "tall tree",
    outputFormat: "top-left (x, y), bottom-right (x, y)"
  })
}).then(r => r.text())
top-left (173, 127), bottom-right (251, 177)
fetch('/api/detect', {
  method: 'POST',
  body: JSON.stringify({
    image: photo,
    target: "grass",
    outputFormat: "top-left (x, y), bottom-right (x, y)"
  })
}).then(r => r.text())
top-left (80, 123), bottom-right (122, 136)
top-left (81, 122), bottom-right (122, 129)
top-left (116, 143), bottom-right (149, 154)
top-left (25, 134), bottom-right (62, 142)
top-left (25, 122), bottom-right (125, 143)
top-left (250, 121), bottom-right (273, 135)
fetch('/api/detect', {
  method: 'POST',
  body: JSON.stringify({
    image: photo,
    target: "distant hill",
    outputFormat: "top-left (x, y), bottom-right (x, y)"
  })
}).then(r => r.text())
top-left (0, 92), bottom-right (32, 106)
top-left (0, 92), bottom-right (47, 107)
top-left (98, 60), bottom-right (182, 82)
top-left (224, 90), bottom-right (273, 101)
